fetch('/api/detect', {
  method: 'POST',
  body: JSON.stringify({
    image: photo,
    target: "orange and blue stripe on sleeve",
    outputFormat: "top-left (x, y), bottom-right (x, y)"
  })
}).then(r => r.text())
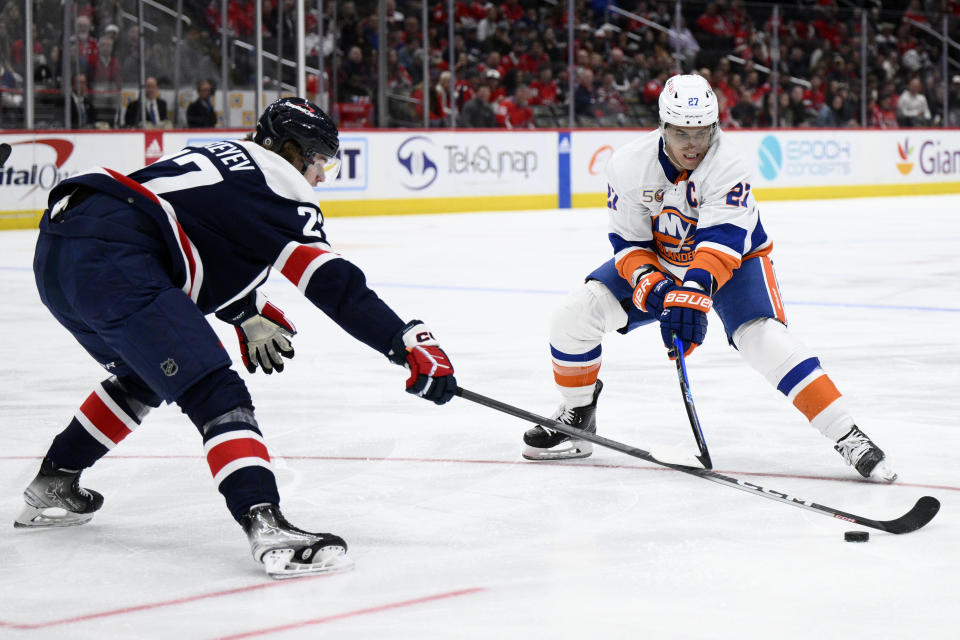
top-left (777, 357), bottom-right (842, 422)
top-left (551, 344), bottom-right (602, 389)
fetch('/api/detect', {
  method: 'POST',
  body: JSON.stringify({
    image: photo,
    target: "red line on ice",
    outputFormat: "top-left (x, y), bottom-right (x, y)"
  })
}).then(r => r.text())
top-left (0, 575), bottom-right (333, 630)
top-left (212, 587), bottom-right (486, 639)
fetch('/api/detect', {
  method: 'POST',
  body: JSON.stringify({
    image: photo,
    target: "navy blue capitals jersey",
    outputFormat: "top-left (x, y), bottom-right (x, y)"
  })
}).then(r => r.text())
top-left (44, 139), bottom-right (404, 354)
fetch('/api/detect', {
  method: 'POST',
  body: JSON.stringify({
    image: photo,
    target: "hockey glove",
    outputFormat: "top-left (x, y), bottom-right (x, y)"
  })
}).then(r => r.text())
top-left (632, 269), bottom-right (710, 357)
top-left (388, 320), bottom-right (456, 405)
top-left (217, 295), bottom-right (297, 374)
top-left (632, 268), bottom-right (672, 315)
top-left (658, 287), bottom-right (711, 358)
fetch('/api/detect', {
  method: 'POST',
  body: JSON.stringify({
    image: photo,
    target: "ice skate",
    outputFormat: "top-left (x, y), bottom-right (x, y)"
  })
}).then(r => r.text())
top-left (834, 426), bottom-right (897, 482)
top-left (14, 459), bottom-right (104, 528)
top-left (241, 503), bottom-right (354, 579)
top-left (522, 380), bottom-right (603, 461)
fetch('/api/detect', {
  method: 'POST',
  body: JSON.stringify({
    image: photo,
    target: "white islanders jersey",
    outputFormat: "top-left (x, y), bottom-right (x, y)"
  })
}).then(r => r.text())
top-left (605, 128), bottom-right (771, 293)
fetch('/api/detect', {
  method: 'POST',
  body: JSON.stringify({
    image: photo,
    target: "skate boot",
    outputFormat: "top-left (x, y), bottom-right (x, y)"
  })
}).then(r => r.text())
top-left (834, 426), bottom-right (897, 482)
top-left (241, 503), bottom-right (354, 579)
top-left (14, 459), bottom-right (104, 528)
top-left (522, 380), bottom-right (603, 461)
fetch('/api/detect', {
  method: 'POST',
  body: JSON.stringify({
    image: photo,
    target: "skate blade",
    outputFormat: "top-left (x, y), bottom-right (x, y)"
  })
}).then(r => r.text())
top-left (522, 439), bottom-right (593, 461)
top-left (869, 460), bottom-right (898, 483)
top-left (262, 547), bottom-right (355, 580)
top-left (13, 505), bottom-right (95, 529)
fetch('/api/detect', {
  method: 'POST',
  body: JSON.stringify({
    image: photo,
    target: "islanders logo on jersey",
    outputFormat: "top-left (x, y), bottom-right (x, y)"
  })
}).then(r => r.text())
top-left (652, 206), bottom-right (697, 266)
top-left (896, 138), bottom-right (914, 175)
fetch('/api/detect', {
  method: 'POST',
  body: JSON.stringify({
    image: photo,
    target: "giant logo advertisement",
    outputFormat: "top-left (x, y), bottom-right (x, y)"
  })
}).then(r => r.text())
top-left (895, 137), bottom-right (960, 176)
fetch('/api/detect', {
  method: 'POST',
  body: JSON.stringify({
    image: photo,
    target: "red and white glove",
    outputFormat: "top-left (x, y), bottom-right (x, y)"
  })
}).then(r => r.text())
top-left (216, 293), bottom-right (297, 374)
top-left (387, 320), bottom-right (456, 405)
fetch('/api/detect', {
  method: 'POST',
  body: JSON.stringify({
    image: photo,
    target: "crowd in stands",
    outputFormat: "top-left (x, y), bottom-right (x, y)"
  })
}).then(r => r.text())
top-left (2, 0), bottom-right (959, 130)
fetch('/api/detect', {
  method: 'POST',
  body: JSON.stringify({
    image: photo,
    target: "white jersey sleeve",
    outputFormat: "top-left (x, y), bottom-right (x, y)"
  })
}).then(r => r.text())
top-left (605, 130), bottom-right (662, 286)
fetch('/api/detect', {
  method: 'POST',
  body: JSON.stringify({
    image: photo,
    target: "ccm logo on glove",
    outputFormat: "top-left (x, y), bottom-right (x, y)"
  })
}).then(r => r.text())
top-left (388, 320), bottom-right (456, 405)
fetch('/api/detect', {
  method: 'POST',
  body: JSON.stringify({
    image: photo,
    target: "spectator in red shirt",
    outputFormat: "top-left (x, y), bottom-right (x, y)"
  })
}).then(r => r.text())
top-left (480, 50), bottom-right (506, 81)
top-left (642, 71), bottom-right (665, 105)
top-left (519, 40), bottom-right (550, 77)
top-left (902, 0), bottom-right (929, 28)
top-left (870, 93), bottom-right (899, 128)
top-left (804, 74), bottom-right (827, 111)
top-left (73, 14), bottom-right (98, 75)
top-left (696, 3), bottom-right (733, 37)
top-left (712, 71), bottom-right (740, 109)
top-left (207, 0), bottom-right (255, 37)
top-left (500, 0), bottom-right (523, 22)
top-left (530, 65), bottom-right (559, 106)
top-left (486, 68), bottom-right (507, 104)
top-left (455, 67), bottom-right (480, 110)
top-left (502, 84), bottom-right (535, 129)
top-left (88, 29), bottom-right (121, 91)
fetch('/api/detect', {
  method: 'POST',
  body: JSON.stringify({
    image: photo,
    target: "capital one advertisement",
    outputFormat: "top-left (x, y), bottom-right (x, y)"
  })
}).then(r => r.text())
top-left (0, 133), bottom-right (143, 227)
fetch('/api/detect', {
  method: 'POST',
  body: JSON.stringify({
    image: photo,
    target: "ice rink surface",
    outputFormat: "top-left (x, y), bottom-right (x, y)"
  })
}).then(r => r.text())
top-left (1, 195), bottom-right (958, 639)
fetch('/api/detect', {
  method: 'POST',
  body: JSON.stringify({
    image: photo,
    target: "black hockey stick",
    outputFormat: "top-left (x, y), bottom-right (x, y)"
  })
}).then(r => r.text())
top-left (455, 385), bottom-right (940, 534)
top-left (0, 142), bottom-right (11, 168)
top-left (671, 334), bottom-right (712, 469)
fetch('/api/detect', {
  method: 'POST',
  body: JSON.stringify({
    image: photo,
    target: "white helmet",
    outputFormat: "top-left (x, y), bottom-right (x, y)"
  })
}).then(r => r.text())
top-left (659, 74), bottom-right (719, 127)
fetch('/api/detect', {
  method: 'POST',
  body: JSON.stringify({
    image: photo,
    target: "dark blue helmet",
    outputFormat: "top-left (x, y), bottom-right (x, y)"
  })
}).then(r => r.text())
top-left (254, 97), bottom-right (339, 163)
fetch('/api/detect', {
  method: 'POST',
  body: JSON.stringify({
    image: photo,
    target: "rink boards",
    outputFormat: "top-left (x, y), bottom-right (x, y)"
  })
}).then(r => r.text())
top-left (3, 127), bottom-right (960, 229)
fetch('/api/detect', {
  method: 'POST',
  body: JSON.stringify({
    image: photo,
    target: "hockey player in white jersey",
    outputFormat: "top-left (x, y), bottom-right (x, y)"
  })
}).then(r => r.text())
top-left (523, 74), bottom-right (896, 482)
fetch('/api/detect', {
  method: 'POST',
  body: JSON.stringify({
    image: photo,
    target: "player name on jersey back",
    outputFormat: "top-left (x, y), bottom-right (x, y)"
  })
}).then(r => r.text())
top-left (200, 141), bottom-right (255, 172)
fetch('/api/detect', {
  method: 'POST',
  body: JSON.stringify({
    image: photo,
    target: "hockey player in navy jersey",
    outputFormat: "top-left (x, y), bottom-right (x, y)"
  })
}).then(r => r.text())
top-left (522, 75), bottom-right (896, 483)
top-left (16, 97), bottom-right (457, 578)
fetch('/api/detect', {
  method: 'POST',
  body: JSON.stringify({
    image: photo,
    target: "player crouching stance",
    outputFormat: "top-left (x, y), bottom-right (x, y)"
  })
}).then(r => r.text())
top-left (523, 75), bottom-right (895, 482)
top-left (15, 98), bottom-right (457, 578)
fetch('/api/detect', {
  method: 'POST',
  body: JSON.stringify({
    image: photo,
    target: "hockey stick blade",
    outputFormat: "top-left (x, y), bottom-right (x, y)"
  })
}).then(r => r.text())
top-left (671, 334), bottom-right (712, 469)
top-left (455, 385), bottom-right (941, 535)
top-left (0, 142), bottom-right (10, 168)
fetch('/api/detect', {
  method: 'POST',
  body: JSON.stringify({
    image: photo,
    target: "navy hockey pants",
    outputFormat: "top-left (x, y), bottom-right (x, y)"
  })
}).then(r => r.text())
top-left (34, 198), bottom-right (231, 403)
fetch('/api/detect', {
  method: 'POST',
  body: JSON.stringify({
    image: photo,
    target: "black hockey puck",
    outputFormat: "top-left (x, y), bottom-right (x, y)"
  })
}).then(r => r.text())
top-left (844, 530), bottom-right (869, 542)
